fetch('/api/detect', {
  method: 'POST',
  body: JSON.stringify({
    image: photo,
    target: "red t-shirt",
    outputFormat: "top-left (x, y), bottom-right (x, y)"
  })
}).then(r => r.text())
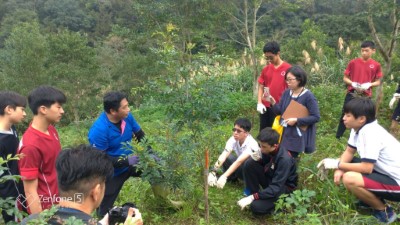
top-left (344, 58), bottom-right (383, 96)
top-left (18, 125), bottom-right (61, 213)
top-left (258, 62), bottom-right (291, 107)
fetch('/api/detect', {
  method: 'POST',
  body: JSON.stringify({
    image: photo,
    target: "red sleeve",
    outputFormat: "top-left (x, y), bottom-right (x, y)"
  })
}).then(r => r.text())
top-left (375, 63), bottom-right (383, 79)
top-left (18, 145), bottom-right (41, 180)
top-left (344, 60), bottom-right (353, 76)
top-left (258, 66), bottom-right (268, 85)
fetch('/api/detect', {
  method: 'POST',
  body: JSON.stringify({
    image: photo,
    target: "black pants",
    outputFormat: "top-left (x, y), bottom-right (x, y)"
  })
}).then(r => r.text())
top-left (243, 159), bottom-right (291, 215)
top-left (259, 107), bottom-right (276, 132)
top-left (222, 154), bottom-right (244, 182)
top-left (98, 166), bottom-right (141, 216)
top-left (336, 92), bottom-right (356, 139)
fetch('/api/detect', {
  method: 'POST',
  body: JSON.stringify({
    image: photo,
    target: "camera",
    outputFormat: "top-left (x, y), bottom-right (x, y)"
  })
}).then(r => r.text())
top-left (108, 202), bottom-right (136, 225)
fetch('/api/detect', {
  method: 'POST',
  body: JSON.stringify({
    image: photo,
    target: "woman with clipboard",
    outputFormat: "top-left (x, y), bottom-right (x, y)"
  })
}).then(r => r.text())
top-left (267, 66), bottom-right (320, 158)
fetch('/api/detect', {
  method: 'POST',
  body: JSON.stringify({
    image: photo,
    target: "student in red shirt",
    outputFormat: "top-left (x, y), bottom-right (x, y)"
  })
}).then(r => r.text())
top-left (335, 41), bottom-right (382, 139)
top-left (257, 41), bottom-right (290, 131)
top-left (18, 86), bottom-right (66, 214)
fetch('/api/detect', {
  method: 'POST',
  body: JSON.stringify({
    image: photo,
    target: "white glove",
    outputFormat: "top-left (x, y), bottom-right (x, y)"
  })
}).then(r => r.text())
top-left (208, 172), bottom-right (217, 187)
top-left (317, 158), bottom-right (340, 170)
top-left (216, 175), bottom-right (227, 189)
top-left (250, 149), bottom-right (261, 161)
top-left (360, 82), bottom-right (371, 90)
top-left (237, 195), bottom-right (254, 210)
top-left (351, 82), bottom-right (360, 89)
top-left (257, 103), bottom-right (266, 114)
top-left (389, 93), bottom-right (400, 109)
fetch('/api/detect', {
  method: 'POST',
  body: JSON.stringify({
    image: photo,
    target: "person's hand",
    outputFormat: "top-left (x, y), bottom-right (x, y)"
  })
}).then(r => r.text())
top-left (250, 149), bottom-right (261, 161)
top-left (216, 175), bottom-right (227, 189)
top-left (351, 82), bottom-right (360, 89)
top-left (317, 158), bottom-right (340, 170)
top-left (389, 93), bottom-right (400, 109)
top-left (284, 118), bottom-right (297, 126)
top-left (124, 208), bottom-right (143, 225)
top-left (208, 172), bottom-right (217, 187)
top-left (128, 155), bottom-right (139, 166)
top-left (257, 103), bottom-right (266, 114)
top-left (334, 169), bottom-right (345, 185)
top-left (237, 195), bottom-right (254, 210)
top-left (99, 213), bottom-right (109, 225)
top-left (360, 82), bottom-right (371, 90)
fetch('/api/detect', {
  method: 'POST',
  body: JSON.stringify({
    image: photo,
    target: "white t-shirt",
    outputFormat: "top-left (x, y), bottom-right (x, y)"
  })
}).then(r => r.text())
top-left (225, 134), bottom-right (259, 156)
top-left (348, 120), bottom-right (400, 185)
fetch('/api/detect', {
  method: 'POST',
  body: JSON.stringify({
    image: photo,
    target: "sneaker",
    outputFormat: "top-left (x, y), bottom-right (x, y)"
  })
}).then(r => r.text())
top-left (243, 188), bottom-right (251, 197)
top-left (372, 206), bottom-right (397, 224)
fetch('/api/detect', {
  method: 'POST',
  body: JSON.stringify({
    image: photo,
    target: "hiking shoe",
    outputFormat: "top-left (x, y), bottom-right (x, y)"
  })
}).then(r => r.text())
top-left (372, 206), bottom-right (397, 224)
top-left (243, 188), bottom-right (251, 197)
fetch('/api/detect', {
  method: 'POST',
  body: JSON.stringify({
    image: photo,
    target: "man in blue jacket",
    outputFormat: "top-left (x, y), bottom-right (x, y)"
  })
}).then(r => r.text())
top-left (88, 91), bottom-right (149, 216)
top-left (237, 127), bottom-right (298, 215)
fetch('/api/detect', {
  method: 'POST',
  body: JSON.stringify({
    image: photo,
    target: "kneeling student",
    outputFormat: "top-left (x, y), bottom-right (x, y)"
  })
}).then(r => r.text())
top-left (237, 127), bottom-right (297, 215)
top-left (318, 97), bottom-right (400, 224)
top-left (208, 118), bottom-right (260, 191)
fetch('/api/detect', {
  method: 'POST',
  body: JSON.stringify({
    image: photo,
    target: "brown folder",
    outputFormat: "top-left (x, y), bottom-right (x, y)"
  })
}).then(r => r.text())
top-left (282, 100), bottom-right (309, 131)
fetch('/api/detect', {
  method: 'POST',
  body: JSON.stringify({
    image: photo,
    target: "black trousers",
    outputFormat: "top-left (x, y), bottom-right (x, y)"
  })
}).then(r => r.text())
top-left (243, 159), bottom-right (291, 215)
top-left (98, 166), bottom-right (141, 216)
top-left (259, 107), bottom-right (277, 132)
top-left (222, 154), bottom-right (244, 182)
top-left (336, 92), bottom-right (356, 139)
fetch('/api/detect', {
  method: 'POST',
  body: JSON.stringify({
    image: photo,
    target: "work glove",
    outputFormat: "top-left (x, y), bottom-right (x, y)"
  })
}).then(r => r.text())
top-left (360, 82), bottom-right (371, 90)
top-left (317, 158), bottom-right (340, 170)
top-left (128, 155), bottom-right (140, 166)
top-left (208, 172), bottom-right (217, 187)
top-left (216, 175), bottom-right (227, 189)
top-left (389, 93), bottom-right (400, 109)
top-left (257, 103), bottom-right (267, 114)
top-left (250, 149), bottom-right (262, 161)
top-left (351, 82), bottom-right (361, 89)
top-left (237, 195), bottom-right (254, 210)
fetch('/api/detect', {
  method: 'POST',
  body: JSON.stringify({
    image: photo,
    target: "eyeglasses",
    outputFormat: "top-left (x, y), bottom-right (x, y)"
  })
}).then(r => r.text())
top-left (232, 128), bottom-right (245, 133)
top-left (286, 78), bottom-right (297, 82)
top-left (264, 55), bottom-right (275, 60)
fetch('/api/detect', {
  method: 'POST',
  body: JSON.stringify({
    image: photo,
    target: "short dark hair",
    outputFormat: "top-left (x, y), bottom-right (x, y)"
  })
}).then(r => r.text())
top-left (103, 91), bottom-right (127, 113)
top-left (256, 127), bottom-right (280, 146)
top-left (28, 86), bottom-right (66, 115)
top-left (0, 91), bottom-right (26, 115)
top-left (361, 41), bottom-right (375, 49)
top-left (263, 41), bottom-right (280, 54)
top-left (344, 97), bottom-right (375, 123)
top-left (285, 66), bottom-right (308, 87)
top-left (234, 118), bottom-right (251, 132)
top-left (56, 145), bottom-right (113, 198)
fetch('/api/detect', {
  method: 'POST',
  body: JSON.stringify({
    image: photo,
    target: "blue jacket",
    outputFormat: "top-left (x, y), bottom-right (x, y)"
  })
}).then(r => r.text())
top-left (88, 112), bottom-right (141, 176)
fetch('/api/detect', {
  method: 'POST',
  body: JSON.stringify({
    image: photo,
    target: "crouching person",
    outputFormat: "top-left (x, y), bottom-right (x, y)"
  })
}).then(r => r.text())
top-left (21, 145), bottom-right (143, 225)
top-left (237, 128), bottom-right (297, 215)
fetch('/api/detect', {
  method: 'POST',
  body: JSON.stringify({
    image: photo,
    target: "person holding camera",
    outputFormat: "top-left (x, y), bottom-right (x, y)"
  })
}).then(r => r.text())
top-left (21, 145), bottom-right (143, 225)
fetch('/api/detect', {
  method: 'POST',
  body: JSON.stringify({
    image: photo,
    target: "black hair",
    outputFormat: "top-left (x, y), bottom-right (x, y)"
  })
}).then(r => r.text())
top-left (263, 41), bottom-right (280, 54)
top-left (285, 66), bottom-right (308, 87)
top-left (234, 118), bottom-right (251, 132)
top-left (361, 41), bottom-right (375, 49)
top-left (56, 145), bottom-right (113, 198)
top-left (103, 91), bottom-right (127, 113)
top-left (0, 91), bottom-right (26, 115)
top-left (344, 97), bottom-right (375, 124)
top-left (28, 86), bottom-right (66, 115)
top-left (256, 127), bottom-right (280, 146)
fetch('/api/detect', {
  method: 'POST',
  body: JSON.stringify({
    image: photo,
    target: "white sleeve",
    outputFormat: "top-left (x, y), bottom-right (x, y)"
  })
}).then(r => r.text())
top-left (224, 136), bottom-right (236, 153)
top-left (359, 130), bottom-right (384, 161)
top-left (243, 137), bottom-right (260, 155)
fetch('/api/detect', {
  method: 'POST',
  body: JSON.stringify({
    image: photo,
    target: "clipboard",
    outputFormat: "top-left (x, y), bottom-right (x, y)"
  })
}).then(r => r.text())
top-left (282, 100), bottom-right (309, 131)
